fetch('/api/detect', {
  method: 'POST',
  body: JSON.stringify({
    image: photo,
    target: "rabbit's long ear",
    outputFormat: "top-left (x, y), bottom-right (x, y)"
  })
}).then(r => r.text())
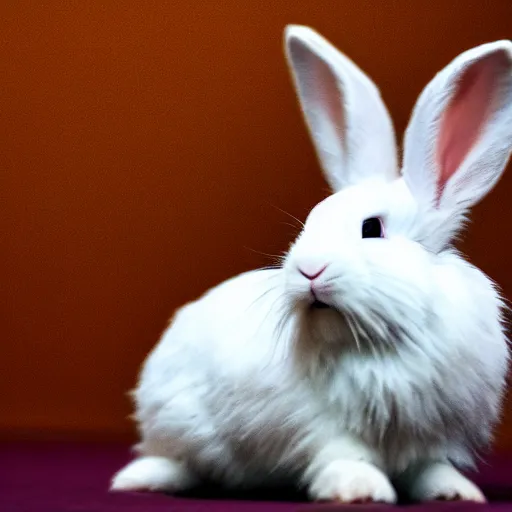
top-left (284, 25), bottom-right (398, 192)
top-left (402, 40), bottom-right (512, 211)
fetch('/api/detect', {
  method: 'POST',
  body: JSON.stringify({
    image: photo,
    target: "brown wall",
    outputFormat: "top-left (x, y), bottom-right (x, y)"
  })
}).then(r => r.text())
top-left (3, 2), bottom-right (512, 448)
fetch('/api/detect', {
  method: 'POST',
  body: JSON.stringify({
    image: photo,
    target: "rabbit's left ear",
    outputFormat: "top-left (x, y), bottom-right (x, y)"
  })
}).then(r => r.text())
top-left (402, 40), bottom-right (512, 210)
top-left (284, 25), bottom-right (398, 192)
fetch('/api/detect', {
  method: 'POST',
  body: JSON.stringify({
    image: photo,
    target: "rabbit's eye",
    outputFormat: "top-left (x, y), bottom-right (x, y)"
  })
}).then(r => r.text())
top-left (362, 217), bottom-right (384, 238)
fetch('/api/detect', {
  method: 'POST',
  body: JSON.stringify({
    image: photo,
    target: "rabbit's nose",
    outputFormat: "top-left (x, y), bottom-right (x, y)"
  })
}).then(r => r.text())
top-left (298, 263), bottom-right (328, 280)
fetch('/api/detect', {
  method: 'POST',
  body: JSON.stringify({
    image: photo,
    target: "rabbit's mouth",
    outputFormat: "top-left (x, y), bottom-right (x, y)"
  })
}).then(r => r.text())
top-left (311, 299), bottom-right (330, 309)
top-left (310, 286), bottom-right (332, 310)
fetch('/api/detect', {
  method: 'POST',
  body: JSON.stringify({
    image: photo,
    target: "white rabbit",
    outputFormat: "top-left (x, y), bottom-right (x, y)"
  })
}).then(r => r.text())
top-left (111, 26), bottom-right (512, 504)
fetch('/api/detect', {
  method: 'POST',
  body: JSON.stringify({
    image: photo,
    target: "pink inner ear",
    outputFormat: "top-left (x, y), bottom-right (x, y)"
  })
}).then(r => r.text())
top-left (437, 53), bottom-right (504, 201)
top-left (302, 48), bottom-right (347, 151)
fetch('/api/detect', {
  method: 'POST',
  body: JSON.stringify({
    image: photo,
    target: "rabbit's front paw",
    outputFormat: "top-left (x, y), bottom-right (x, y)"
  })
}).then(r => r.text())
top-left (308, 460), bottom-right (397, 503)
top-left (110, 456), bottom-right (196, 493)
top-left (408, 462), bottom-right (485, 503)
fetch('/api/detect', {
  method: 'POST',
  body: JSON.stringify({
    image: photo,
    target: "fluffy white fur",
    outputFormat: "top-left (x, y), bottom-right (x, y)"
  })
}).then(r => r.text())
top-left (111, 26), bottom-right (512, 504)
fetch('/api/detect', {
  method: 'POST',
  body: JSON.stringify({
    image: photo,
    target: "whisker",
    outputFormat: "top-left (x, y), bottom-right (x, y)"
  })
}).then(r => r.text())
top-left (345, 312), bottom-right (362, 354)
top-left (346, 309), bottom-right (384, 357)
top-left (281, 221), bottom-right (303, 231)
top-left (259, 294), bottom-right (285, 335)
top-left (244, 284), bottom-right (279, 314)
top-left (266, 202), bottom-right (305, 229)
top-left (323, 275), bottom-right (344, 284)
top-left (266, 304), bottom-right (292, 367)
top-left (274, 304), bottom-right (294, 353)
top-left (244, 246), bottom-right (285, 264)
top-left (253, 295), bottom-right (292, 368)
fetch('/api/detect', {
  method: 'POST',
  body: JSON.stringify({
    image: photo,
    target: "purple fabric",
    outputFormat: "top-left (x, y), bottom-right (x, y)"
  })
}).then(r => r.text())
top-left (1, 442), bottom-right (512, 511)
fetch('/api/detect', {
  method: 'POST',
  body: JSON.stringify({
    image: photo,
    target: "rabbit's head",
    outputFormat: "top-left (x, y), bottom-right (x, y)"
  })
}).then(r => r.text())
top-left (281, 26), bottom-right (512, 347)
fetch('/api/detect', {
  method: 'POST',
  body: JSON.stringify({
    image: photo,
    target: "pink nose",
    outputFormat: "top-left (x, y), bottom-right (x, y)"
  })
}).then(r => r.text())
top-left (298, 264), bottom-right (328, 280)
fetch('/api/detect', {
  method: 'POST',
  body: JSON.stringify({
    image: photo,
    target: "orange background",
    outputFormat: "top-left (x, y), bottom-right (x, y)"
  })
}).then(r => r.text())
top-left (2, 2), bottom-right (512, 449)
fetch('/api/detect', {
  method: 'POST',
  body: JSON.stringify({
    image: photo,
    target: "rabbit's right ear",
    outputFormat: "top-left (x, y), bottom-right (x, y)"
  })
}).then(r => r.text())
top-left (284, 25), bottom-right (398, 192)
top-left (402, 40), bottom-right (512, 212)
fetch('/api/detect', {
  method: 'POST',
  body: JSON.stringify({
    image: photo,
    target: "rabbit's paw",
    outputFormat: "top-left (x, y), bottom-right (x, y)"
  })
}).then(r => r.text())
top-left (110, 456), bottom-right (196, 493)
top-left (409, 462), bottom-right (485, 503)
top-left (308, 460), bottom-right (397, 503)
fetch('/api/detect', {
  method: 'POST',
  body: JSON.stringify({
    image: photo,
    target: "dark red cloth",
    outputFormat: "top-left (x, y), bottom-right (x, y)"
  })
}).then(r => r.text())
top-left (2, 442), bottom-right (512, 511)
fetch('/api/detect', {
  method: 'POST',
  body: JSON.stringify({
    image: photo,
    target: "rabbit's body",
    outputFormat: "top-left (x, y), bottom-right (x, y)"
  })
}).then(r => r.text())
top-left (133, 243), bottom-right (505, 485)
top-left (111, 26), bottom-right (512, 503)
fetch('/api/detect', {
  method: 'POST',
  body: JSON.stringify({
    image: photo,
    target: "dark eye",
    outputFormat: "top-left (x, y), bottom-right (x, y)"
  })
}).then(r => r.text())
top-left (362, 217), bottom-right (384, 239)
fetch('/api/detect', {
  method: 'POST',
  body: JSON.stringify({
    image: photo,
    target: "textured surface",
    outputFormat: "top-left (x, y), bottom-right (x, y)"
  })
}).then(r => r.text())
top-left (2, 442), bottom-right (512, 511)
